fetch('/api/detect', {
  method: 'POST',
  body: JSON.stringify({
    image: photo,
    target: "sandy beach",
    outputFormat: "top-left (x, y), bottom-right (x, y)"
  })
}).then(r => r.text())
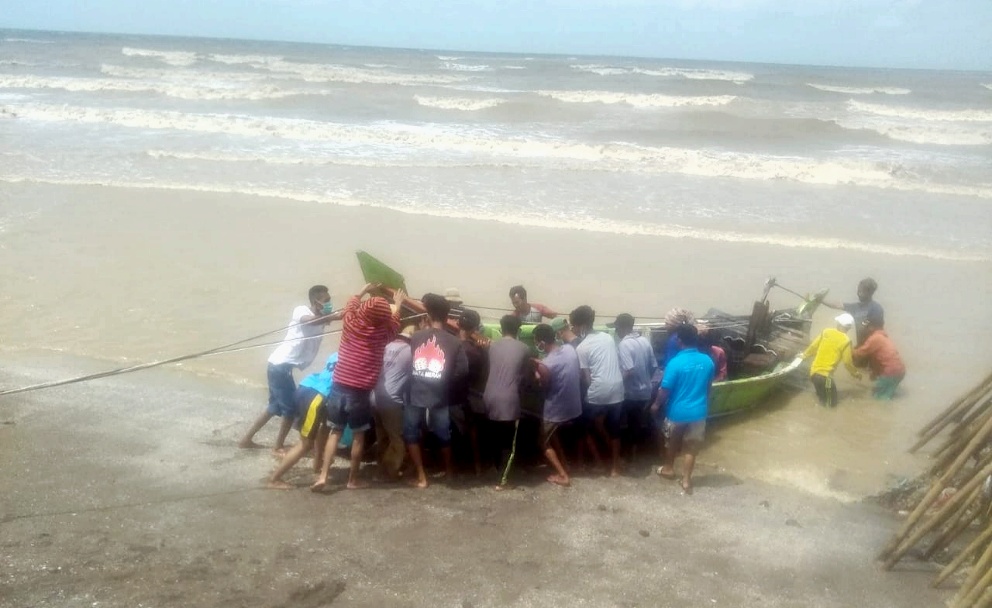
top-left (1, 181), bottom-right (990, 605)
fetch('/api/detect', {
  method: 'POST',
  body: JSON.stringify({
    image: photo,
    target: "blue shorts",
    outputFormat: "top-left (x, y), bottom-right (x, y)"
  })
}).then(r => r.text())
top-left (325, 384), bottom-right (373, 433)
top-left (266, 363), bottom-right (297, 418)
top-left (583, 402), bottom-right (623, 438)
top-left (402, 405), bottom-right (452, 446)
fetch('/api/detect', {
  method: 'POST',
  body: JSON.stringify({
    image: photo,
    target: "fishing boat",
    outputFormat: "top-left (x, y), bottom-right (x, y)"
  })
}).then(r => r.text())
top-left (357, 251), bottom-right (825, 420)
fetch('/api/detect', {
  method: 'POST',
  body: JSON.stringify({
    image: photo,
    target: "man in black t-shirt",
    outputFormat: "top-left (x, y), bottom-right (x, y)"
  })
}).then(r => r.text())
top-left (405, 293), bottom-right (469, 489)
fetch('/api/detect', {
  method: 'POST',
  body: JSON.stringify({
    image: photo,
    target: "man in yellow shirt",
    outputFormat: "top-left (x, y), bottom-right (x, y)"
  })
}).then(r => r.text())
top-left (800, 313), bottom-right (863, 407)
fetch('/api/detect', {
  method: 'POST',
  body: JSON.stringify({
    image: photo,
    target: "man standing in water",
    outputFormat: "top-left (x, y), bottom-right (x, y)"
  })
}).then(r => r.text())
top-left (312, 284), bottom-right (405, 492)
top-left (509, 285), bottom-right (558, 323)
top-left (651, 324), bottom-right (715, 495)
top-left (405, 294), bottom-right (468, 489)
top-left (240, 285), bottom-right (340, 454)
top-left (799, 313), bottom-right (863, 407)
top-left (825, 278), bottom-right (884, 347)
top-left (853, 315), bottom-right (906, 400)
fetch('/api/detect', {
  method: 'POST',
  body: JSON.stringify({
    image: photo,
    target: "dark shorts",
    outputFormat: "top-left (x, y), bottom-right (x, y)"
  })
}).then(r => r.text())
top-left (663, 418), bottom-right (706, 448)
top-left (266, 362), bottom-right (297, 418)
top-left (294, 386), bottom-right (326, 440)
top-left (810, 374), bottom-right (837, 407)
top-left (583, 402), bottom-right (623, 438)
top-left (402, 405), bottom-right (452, 446)
top-left (325, 384), bottom-right (373, 433)
top-left (540, 419), bottom-right (577, 449)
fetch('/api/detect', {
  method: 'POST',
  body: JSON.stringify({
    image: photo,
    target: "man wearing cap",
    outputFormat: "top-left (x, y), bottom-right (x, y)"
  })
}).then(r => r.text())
top-left (609, 313), bottom-right (658, 454)
top-left (444, 288), bottom-right (465, 320)
top-left (853, 316), bottom-right (906, 400)
top-left (551, 316), bottom-right (581, 348)
top-left (799, 313), bottom-right (863, 407)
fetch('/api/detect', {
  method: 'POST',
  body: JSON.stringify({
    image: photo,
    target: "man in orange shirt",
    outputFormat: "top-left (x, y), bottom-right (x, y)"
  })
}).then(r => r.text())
top-left (853, 317), bottom-right (906, 400)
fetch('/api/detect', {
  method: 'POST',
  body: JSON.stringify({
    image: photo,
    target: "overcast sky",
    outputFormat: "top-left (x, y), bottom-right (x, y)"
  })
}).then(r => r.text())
top-left (2, 0), bottom-right (990, 70)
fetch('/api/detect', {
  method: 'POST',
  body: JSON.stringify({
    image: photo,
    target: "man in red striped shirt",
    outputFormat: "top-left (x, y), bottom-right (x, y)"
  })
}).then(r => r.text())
top-left (312, 284), bottom-right (405, 491)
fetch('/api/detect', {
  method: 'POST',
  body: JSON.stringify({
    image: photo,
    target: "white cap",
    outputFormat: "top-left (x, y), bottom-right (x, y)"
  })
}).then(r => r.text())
top-left (834, 313), bottom-right (855, 328)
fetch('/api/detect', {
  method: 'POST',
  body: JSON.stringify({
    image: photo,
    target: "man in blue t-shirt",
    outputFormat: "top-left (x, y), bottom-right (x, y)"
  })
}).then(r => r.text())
top-left (650, 324), bottom-right (715, 495)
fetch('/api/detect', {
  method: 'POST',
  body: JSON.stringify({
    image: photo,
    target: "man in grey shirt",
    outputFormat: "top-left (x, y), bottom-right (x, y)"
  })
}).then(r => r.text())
top-left (572, 305), bottom-right (625, 477)
top-left (484, 314), bottom-right (533, 489)
top-left (372, 330), bottom-right (412, 480)
top-left (610, 313), bottom-right (658, 455)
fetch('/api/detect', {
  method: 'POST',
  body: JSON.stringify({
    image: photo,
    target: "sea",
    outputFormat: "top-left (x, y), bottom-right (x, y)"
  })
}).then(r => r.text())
top-left (1, 29), bottom-right (991, 261)
top-left (2, 30), bottom-right (991, 501)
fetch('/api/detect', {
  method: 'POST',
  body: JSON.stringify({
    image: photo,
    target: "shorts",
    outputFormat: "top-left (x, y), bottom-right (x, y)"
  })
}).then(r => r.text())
top-left (662, 418), bottom-right (706, 448)
top-left (402, 405), bottom-right (452, 446)
top-left (266, 362), bottom-right (297, 418)
top-left (540, 419), bottom-right (577, 449)
top-left (325, 384), bottom-right (373, 433)
top-left (873, 374), bottom-right (904, 400)
top-left (810, 374), bottom-right (837, 407)
top-left (583, 402), bottom-right (623, 438)
top-left (294, 386), bottom-right (326, 440)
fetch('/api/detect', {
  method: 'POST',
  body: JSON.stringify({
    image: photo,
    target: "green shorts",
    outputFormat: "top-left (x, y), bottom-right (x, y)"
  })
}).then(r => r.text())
top-left (874, 374), bottom-right (904, 400)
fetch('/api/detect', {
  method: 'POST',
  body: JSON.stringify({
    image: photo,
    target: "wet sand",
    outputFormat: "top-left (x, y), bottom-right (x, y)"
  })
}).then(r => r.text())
top-left (0, 181), bottom-right (990, 605)
top-left (1, 353), bottom-right (948, 607)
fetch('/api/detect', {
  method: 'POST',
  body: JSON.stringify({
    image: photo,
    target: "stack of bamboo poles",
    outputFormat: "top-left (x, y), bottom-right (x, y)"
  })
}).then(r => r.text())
top-left (878, 371), bottom-right (992, 607)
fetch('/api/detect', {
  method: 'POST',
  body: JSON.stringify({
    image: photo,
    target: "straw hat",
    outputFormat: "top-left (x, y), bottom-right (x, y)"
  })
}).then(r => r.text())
top-left (444, 288), bottom-right (463, 305)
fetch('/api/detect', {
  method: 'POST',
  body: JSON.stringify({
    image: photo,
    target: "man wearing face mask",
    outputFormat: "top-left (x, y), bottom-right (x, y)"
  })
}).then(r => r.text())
top-left (240, 284), bottom-right (342, 454)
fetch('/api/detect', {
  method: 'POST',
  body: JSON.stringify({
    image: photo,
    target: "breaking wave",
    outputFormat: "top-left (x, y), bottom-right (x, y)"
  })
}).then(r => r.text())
top-left (121, 47), bottom-right (197, 67)
top-left (571, 64), bottom-right (753, 83)
top-left (2, 174), bottom-right (984, 262)
top-left (440, 62), bottom-right (492, 72)
top-left (539, 90), bottom-right (737, 108)
top-left (413, 95), bottom-right (506, 111)
top-left (2, 37), bottom-right (54, 44)
top-left (202, 53), bottom-right (468, 86)
top-left (849, 100), bottom-right (992, 123)
top-left (808, 83), bottom-right (911, 95)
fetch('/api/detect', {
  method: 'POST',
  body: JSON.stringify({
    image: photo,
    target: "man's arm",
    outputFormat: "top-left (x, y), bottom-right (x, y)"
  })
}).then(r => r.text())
top-left (800, 334), bottom-right (822, 361)
top-left (842, 343), bottom-right (862, 380)
top-left (535, 361), bottom-right (550, 389)
top-left (534, 303), bottom-right (558, 319)
top-left (650, 387), bottom-right (670, 416)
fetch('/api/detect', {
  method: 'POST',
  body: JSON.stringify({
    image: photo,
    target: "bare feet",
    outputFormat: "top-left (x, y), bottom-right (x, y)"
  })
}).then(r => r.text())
top-left (656, 466), bottom-right (676, 480)
top-left (546, 474), bottom-right (571, 487)
top-left (271, 446), bottom-right (290, 457)
top-left (493, 484), bottom-right (512, 492)
top-left (681, 479), bottom-right (693, 495)
top-left (610, 468), bottom-right (623, 478)
top-left (346, 480), bottom-right (369, 490)
top-left (266, 480), bottom-right (294, 490)
top-left (408, 477), bottom-right (429, 489)
top-left (238, 439), bottom-right (264, 449)
top-left (310, 479), bottom-right (328, 493)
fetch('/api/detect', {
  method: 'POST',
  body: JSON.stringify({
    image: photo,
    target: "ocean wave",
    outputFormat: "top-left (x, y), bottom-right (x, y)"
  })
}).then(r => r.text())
top-left (208, 53), bottom-right (279, 65)
top-left (571, 64), bottom-right (753, 83)
top-left (503, 66), bottom-right (527, 70)
top-left (121, 47), bottom-right (197, 67)
top-left (984, 83), bottom-right (992, 91)
top-left (202, 54), bottom-right (468, 86)
top-left (8, 103), bottom-right (991, 201)
top-left (539, 90), bottom-right (737, 108)
top-left (0, 73), bottom-right (318, 101)
top-left (849, 100), bottom-right (992, 123)
top-left (413, 95), bottom-right (506, 111)
top-left (3, 37), bottom-right (54, 44)
top-left (440, 62), bottom-right (493, 72)
top-left (808, 83), bottom-right (911, 95)
top-left (2, 174), bottom-right (985, 262)
top-left (435, 55), bottom-right (463, 61)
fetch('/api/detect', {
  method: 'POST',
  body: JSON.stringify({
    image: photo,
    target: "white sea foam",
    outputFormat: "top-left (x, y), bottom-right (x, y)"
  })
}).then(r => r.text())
top-left (571, 64), bottom-right (753, 83)
top-left (0, 73), bottom-right (317, 101)
top-left (984, 83), bottom-right (992, 91)
top-left (849, 100), bottom-right (992, 123)
top-left (208, 53), bottom-right (279, 65)
top-left (440, 62), bottom-right (493, 72)
top-left (202, 54), bottom-right (468, 86)
top-left (539, 90), bottom-right (737, 108)
top-left (3, 38), bottom-right (54, 44)
top-left (121, 47), bottom-right (198, 67)
top-left (2, 174), bottom-right (985, 262)
top-left (503, 66), bottom-right (527, 70)
top-left (808, 83), bottom-right (911, 95)
top-left (8, 102), bottom-right (991, 201)
top-left (414, 95), bottom-right (506, 111)
top-left (435, 55), bottom-right (463, 61)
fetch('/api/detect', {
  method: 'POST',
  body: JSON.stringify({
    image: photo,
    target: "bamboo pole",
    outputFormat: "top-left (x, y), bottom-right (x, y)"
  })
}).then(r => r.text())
top-left (954, 541), bottom-right (992, 608)
top-left (880, 413), bottom-right (992, 561)
top-left (974, 585), bottom-right (992, 608)
top-left (918, 371), bottom-right (992, 438)
top-left (924, 485), bottom-right (983, 559)
top-left (913, 376), bottom-right (992, 453)
top-left (884, 460), bottom-right (992, 569)
top-left (935, 524), bottom-right (992, 588)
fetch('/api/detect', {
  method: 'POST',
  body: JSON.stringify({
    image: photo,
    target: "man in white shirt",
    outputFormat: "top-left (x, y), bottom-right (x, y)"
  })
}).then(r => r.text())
top-left (609, 313), bottom-right (658, 458)
top-left (239, 285), bottom-right (341, 454)
top-left (571, 305), bottom-right (625, 477)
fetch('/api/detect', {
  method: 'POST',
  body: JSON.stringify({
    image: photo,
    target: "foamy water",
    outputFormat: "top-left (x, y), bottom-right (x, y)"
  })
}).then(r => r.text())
top-left (1, 30), bottom-right (991, 260)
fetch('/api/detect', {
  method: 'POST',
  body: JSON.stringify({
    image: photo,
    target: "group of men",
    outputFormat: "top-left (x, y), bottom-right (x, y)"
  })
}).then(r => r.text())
top-left (802, 278), bottom-right (907, 407)
top-left (241, 277), bottom-right (905, 495)
top-left (243, 283), bottom-right (718, 495)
